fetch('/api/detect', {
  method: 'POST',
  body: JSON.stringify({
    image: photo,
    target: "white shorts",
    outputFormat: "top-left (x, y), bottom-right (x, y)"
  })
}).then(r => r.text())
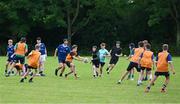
top-left (40, 55), bottom-right (46, 62)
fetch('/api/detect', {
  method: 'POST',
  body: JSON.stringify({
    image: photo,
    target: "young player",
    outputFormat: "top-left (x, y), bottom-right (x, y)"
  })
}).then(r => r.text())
top-left (127, 43), bottom-right (135, 80)
top-left (143, 40), bottom-right (149, 81)
top-left (6, 37), bottom-right (28, 77)
top-left (106, 41), bottom-right (122, 74)
top-left (54, 39), bottom-right (71, 77)
top-left (20, 45), bottom-right (41, 83)
top-left (64, 45), bottom-right (87, 79)
top-left (138, 43), bottom-right (154, 86)
top-left (36, 37), bottom-right (47, 76)
top-left (145, 44), bottom-right (175, 93)
top-left (98, 43), bottom-right (110, 77)
top-left (91, 46), bottom-right (100, 77)
top-left (117, 41), bottom-right (144, 85)
top-left (5, 39), bottom-right (14, 75)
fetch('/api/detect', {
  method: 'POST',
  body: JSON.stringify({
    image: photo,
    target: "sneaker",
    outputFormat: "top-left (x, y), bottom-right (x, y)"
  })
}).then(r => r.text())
top-left (144, 77), bottom-right (148, 81)
top-left (117, 80), bottom-right (122, 84)
top-left (130, 78), bottom-right (134, 81)
top-left (161, 88), bottom-right (166, 93)
top-left (55, 69), bottom-right (58, 76)
top-left (107, 72), bottom-right (110, 75)
top-left (59, 73), bottom-right (63, 77)
top-left (20, 78), bottom-right (24, 83)
top-left (40, 73), bottom-right (46, 77)
top-left (145, 87), bottom-right (150, 93)
top-left (65, 74), bottom-right (68, 78)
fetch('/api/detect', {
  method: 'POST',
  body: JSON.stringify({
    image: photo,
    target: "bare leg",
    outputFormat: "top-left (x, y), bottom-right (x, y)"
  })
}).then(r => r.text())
top-left (145, 75), bottom-right (158, 92)
top-left (117, 71), bottom-right (130, 84)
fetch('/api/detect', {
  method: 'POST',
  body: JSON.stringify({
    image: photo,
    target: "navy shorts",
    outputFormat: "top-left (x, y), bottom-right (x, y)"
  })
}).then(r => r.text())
top-left (7, 56), bottom-right (14, 62)
top-left (58, 58), bottom-right (66, 64)
top-left (92, 60), bottom-right (99, 68)
top-left (127, 62), bottom-right (141, 72)
top-left (13, 55), bottom-right (25, 64)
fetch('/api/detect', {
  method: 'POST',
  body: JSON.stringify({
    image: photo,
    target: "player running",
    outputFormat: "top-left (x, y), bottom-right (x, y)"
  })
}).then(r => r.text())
top-left (36, 37), bottom-right (47, 76)
top-left (91, 46), bottom-right (100, 78)
top-left (106, 41), bottom-right (122, 74)
top-left (127, 43), bottom-right (135, 80)
top-left (20, 45), bottom-right (41, 83)
top-left (138, 43), bottom-right (154, 86)
top-left (117, 41), bottom-right (144, 85)
top-left (5, 39), bottom-right (14, 75)
top-left (98, 43), bottom-right (110, 77)
top-left (6, 37), bottom-right (28, 77)
top-left (64, 45), bottom-right (88, 79)
top-left (54, 39), bottom-right (71, 77)
top-left (145, 44), bottom-right (175, 93)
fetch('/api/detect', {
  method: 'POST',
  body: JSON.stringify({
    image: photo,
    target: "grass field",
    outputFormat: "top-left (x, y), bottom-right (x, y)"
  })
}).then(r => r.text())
top-left (0, 56), bottom-right (180, 104)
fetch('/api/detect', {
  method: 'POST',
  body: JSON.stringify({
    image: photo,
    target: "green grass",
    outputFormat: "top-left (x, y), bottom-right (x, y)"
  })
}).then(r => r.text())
top-left (0, 56), bottom-right (180, 104)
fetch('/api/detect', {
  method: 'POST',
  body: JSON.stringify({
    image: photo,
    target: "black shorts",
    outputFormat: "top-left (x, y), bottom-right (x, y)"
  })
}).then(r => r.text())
top-left (100, 62), bottom-right (105, 67)
top-left (109, 57), bottom-right (119, 65)
top-left (24, 64), bottom-right (37, 72)
top-left (65, 61), bottom-right (71, 68)
top-left (141, 67), bottom-right (151, 71)
top-left (155, 72), bottom-right (170, 77)
top-left (127, 62), bottom-right (141, 72)
top-left (92, 60), bottom-right (99, 68)
top-left (13, 55), bottom-right (25, 64)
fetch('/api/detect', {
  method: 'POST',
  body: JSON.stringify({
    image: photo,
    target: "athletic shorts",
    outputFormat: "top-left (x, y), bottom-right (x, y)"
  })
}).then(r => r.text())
top-left (13, 55), bottom-right (25, 64)
top-left (40, 55), bottom-right (46, 62)
top-left (7, 56), bottom-right (14, 62)
top-left (109, 57), bottom-right (119, 65)
top-left (141, 67), bottom-right (151, 71)
top-left (100, 62), bottom-right (105, 67)
top-left (65, 61), bottom-right (71, 68)
top-left (92, 60), bottom-right (99, 68)
top-left (155, 71), bottom-right (170, 77)
top-left (58, 59), bottom-right (66, 64)
top-left (127, 62), bottom-right (141, 72)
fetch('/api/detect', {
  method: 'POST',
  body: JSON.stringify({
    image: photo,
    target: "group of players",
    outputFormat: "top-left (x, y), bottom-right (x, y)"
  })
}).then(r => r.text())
top-left (4, 37), bottom-right (175, 93)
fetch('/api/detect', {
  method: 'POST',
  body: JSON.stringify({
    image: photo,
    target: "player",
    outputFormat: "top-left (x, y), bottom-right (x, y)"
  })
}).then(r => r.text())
top-left (64, 45), bottom-right (87, 79)
top-left (106, 41), bottom-right (122, 74)
top-left (138, 43), bottom-right (154, 86)
top-left (145, 44), bottom-right (175, 93)
top-left (127, 43), bottom-right (135, 80)
top-left (117, 41), bottom-right (144, 85)
top-left (143, 40), bottom-right (149, 81)
top-left (36, 37), bottom-right (47, 76)
top-left (98, 43), bottom-right (110, 77)
top-left (6, 37), bottom-right (28, 77)
top-left (54, 39), bottom-right (71, 77)
top-left (20, 45), bottom-right (41, 83)
top-left (5, 39), bottom-right (14, 75)
top-left (91, 46), bottom-right (100, 78)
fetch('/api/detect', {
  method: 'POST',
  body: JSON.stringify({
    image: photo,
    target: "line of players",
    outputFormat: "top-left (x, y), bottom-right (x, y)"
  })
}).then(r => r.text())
top-left (5, 38), bottom-right (175, 93)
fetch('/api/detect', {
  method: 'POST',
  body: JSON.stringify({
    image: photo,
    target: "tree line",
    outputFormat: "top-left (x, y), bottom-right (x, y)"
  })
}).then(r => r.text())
top-left (0, 0), bottom-right (179, 55)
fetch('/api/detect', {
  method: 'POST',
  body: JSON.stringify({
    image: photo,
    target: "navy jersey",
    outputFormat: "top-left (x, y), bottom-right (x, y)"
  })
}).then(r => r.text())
top-left (39, 43), bottom-right (46, 55)
top-left (57, 44), bottom-right (71, 60)
top-left (7, 45), bottom-right (14, 57)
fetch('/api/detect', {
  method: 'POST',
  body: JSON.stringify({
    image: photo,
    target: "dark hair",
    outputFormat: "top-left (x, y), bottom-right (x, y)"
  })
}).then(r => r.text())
top-left (36, 37), bottom-right (41, 40)
top-left (35, 44), bottom-right (40, 49)
top-left (129, 43), bottom-right (135, 48)
top-left (20, 37), bottom-right (26, 43)
top-left (138, 41), bottom-right (144, 47)
top-left (100, 43), bottom-right (106, 46)
top-left (146, 43), bottom-right (151, 49)
top-left (72, 45), bottom-right (78, 49)
top-left (92, 46), bottom-right (97, 49)
top-left (63, 39), bottom-right (68, 42)
top-left (162, 44), bottom-right (168, 51)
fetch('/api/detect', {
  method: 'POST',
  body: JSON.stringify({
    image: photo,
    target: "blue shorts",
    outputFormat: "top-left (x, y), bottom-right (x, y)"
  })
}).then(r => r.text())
top-left (58, 58), bottom-right (66, 64)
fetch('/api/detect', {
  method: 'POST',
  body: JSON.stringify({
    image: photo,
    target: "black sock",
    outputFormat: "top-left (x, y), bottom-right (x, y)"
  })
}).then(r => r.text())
top-left (59, 73), bottom-right (63, 76)
top-left (106, 68), bottom-right (109, 71)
